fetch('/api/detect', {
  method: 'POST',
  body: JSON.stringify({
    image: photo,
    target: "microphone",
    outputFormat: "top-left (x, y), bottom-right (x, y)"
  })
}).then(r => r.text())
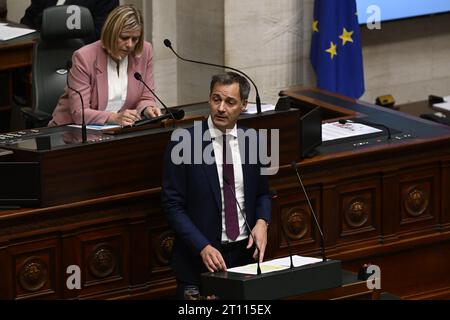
top-left (163, 38), bottom-right (262, 114)
top-left (291, 161), bottom-right (326, 262)
top-left (338, 119), bottom-right (392, 140)
top-left (223, 176), bottom-right (262, 275)
top-left (130, 108), bottom-right (185, 127)
top-left (66, 60), bottom-right (87, 143)
top-left (271, 188), bottom-right (294, 269)
top-left (133, 72), bottom-right (175, 122)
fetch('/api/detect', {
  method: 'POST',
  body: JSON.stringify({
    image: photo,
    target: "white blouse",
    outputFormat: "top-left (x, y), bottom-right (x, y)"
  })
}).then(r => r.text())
top-left (105, 56), bottom-right (128, 113)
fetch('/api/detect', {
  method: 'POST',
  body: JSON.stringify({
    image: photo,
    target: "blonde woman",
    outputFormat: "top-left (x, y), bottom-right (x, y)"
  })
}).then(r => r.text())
top-left (49, 5), bottom-right (161, 127)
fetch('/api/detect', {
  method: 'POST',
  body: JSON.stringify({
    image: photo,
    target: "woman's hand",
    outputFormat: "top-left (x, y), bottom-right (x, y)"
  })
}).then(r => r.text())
top-left (143, 105), bottom-right (161, 118)
top-left (108, 109), bottom-right (141, 126)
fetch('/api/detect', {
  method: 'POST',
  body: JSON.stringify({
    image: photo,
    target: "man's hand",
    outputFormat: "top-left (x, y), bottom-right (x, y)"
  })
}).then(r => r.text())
top-left (144, 105), bottom-right (161, 118)
top-left (246, 219), bottom-right (268, 262)
top-left (108, 109), bottom-right (140, 126)
top-left (200, 245), bottom-right (227, 273)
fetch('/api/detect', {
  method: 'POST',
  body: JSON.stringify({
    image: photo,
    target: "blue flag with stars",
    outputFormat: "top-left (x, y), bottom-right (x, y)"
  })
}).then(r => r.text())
top-left (310, 0), bottom-right (365, 99)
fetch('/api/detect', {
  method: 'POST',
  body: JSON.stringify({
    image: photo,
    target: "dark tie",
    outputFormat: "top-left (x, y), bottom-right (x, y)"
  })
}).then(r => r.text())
top-left (222, 134), bottom-right (239, 241)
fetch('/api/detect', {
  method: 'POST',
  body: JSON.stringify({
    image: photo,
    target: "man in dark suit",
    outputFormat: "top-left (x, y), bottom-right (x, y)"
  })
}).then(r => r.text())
top-left (20, 0), bottom-right (119, 44)
top-left (162, 72), bottom-right (272, 299)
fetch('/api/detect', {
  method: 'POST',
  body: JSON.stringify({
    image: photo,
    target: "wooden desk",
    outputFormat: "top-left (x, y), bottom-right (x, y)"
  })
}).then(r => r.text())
top-left (0, 32), bottom-right (36, 72)
top-left (0, 88), bottom-right (449, 300)
top-left (0, 21), bottom-right (37, 131)
top-left (396, 100), bottom-right (430, 117)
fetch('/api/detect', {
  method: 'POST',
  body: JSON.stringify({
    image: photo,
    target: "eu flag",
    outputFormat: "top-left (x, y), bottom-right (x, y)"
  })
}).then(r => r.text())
top-left (310, 0), bottom-right (365, 99)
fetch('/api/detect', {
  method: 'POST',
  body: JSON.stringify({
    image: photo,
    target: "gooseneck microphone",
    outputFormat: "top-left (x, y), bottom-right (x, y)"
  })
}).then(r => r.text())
top-left (271, 188), bottom-right (294, 269)
top-left (66, 61), bottom-right (87, 143)
top-left (163, 38), bottom-right (262, 115)
top-left (291, 162), bottom-right (326, 262)
top-left (223, 176), bottom-right (262, 275)
top-left (338, 119), bottom-right (392, 140)
top-left (129, 108), bottom-right (185, 128)
top-left (133, 72), bottom-right (175, 122)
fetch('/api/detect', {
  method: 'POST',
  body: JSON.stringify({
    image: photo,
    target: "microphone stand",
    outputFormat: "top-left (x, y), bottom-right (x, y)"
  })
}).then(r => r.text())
top-left (163, 39), bottom-right (262, 115)
top-left (133, 72), bottom-right (175, 124)
top-left (271, 189), bottom-right (294, 269)
top-left (291, 162), bottom-right (326, 262)
top-left (223, 176), bottom-right (262, 275)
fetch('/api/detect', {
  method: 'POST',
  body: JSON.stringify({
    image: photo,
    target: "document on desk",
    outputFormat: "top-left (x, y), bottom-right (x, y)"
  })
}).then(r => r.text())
top-left (68, 124), bottom-right (121, 131)
top-left (432, 96), bottom-right (450, 112)
top-left (228, 255), bottom-right (322, 275)
top-left (243, 103), bottom-right (276, 114)
top-left (322, 121), bottom-right (382, 142)
top-left (0, 25), bottom-right (36, 41)
top-left (0, 148), bottom-right (13, 157)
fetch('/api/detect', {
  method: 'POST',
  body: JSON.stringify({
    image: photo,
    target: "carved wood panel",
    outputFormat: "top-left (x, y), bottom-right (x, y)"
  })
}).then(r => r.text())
top-left (398, 168), bottom-right (439, 233)
top-left (336, 178), bottom-right (381, 244)
top-left (275, 186), bottom-right (322, 255)
top-left (78, 227), bottom-right (129, 294)
top-left (401, 182), bottom-right (432, 223)
top-left (149, 228), bottom-right (175, 275)
top-left (11, 238), bottom-right (59, 299)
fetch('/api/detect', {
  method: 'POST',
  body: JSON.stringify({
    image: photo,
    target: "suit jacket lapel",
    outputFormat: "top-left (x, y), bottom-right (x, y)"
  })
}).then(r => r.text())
top-left (201, 121), bottom-right (221, 213)
top-left (95, 45), bottom-right (108, 110)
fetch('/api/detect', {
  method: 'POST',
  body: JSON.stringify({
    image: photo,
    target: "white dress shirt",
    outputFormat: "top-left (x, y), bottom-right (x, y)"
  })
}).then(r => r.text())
top-left (56, 0), bottom-right (66, 5)
top-left (207, 117), bottom-right (248, 242)
top-left (105, 56), bottom-right (128, 113)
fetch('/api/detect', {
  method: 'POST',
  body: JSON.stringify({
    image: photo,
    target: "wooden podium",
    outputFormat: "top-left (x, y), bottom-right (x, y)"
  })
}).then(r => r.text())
top-left (201, 259), bottom-right (342, 300)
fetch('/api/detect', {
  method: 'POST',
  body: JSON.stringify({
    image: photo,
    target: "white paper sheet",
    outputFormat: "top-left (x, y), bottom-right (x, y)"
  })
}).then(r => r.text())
top-left (68, 124), bottom-right (121, 131)
top-left (431, 95), bottom-right (450, 112)
top-left (227, 255), bottom-right (322, 275)
top-left (0, 25), bottom-right (35, 41)
top-left (432, 102), bottom-right (450, 112)
top-left (322, 121), bottom-right (382, 142)
top-left (243, 103), bottom-right (276, 114)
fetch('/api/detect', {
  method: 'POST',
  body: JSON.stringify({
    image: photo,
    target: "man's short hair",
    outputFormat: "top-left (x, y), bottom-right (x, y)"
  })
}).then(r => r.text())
top-left (209, 72), bottom-right (251, 102)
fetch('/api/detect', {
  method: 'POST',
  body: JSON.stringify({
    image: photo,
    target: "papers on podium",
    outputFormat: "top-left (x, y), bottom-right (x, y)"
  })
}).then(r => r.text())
top-left (322, 121), bottom-right (381, 142)
top-left (228, 255), bottom-right (322, 275)
top-left (0, 148), bottom-right (13, 157)
top-left (0, 25), bottom-right (35, 41)
top-left (243, 103), bottom-right (276, 114)
top-left (68, 124), bottom-right (121, 131)
top-left (432, 96), bottom-right (450, 113)
top-left (201, 256), bottom-right (342, 299)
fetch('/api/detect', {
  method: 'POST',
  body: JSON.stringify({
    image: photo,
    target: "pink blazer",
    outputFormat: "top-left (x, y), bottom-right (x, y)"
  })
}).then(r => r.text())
top-left (48, 40), bottom-right (156, 126)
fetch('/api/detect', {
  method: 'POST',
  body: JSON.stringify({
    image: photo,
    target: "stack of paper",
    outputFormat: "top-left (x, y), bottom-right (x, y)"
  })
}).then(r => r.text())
top-left (0, 25), bottom-right (35, 41)
top-left (227, 255), bottom-right (322, 275)
top-left (322, 121), bottom-right (382, 142)
top-left (432, 96), bottom-right (450, 112)
top-left (243, 103), bottom-right (276, 114)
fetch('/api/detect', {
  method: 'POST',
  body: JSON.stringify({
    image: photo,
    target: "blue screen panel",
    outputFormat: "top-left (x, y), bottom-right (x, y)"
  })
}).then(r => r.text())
top-left (356, 0), bottom-right (450, 24)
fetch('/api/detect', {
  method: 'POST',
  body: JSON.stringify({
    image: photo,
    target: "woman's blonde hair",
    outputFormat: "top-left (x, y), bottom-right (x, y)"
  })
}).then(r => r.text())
top-left (101, 5), bottom-right (144, 60)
